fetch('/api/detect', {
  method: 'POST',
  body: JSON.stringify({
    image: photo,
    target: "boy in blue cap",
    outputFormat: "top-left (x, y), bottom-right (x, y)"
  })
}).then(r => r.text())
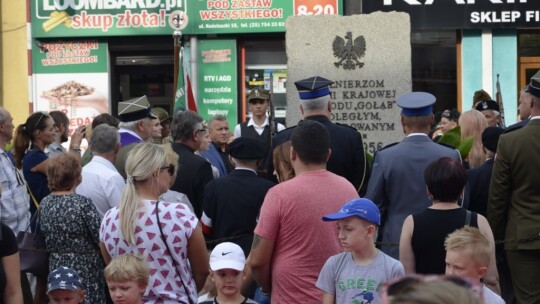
top-left (316, 198), bottom-right (404, 304)
top-left (47, 266), bottom-right (86, 304)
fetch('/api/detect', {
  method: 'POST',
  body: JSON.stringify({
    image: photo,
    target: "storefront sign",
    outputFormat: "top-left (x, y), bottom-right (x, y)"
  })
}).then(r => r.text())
top-left (363, 0), bottom-right (540, 29)
top-left (182, 0), bottom-right (342, 34)
top-left (31, 0), bottom-right (186, 37)
top-left (197, 39), bottom-right (238, 126)
top-left (32, 39), bottom-right (110, 146)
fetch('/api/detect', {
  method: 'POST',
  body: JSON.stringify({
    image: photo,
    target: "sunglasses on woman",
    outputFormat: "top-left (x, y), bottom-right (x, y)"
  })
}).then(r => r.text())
top-left (160, 164), bottom-right (175, 176)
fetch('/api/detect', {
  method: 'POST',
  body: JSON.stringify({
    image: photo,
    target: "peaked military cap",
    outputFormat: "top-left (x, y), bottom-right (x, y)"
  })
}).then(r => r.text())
top-left (228, 137), bottom-right (267, 160)
top-left (525, 70), bottom-right (540, 98)
top-left (475, 99), bottom-right (500, 112)
top-left (294, 76), bottom-right (334, 100)
top-left (151, 107), bottom-right (171, 123)
top-left (117, 95), bottom-right (157, 122)
top-left (473, 89), bottom-right (492, 104)
top-left (396, 92), bottom-right (436, 116)
top-left (247, 88), bottom-right (270, 103)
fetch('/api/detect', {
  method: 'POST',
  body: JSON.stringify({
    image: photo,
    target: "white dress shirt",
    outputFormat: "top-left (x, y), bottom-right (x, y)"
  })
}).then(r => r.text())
top-left (76, 156), bottom-right (125, 218)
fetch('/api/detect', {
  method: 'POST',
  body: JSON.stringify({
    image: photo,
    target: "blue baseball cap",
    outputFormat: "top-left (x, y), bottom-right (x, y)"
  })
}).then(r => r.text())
top-left (47, 266), bottom-right (85, 294)
top-left (322, 198), bottom-right (381, 226)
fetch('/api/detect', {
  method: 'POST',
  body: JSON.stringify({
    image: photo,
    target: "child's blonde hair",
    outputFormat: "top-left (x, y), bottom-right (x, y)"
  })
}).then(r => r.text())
top-left (104, 254), bottom-right (150, 286)
top-left (444, 226), bottom-right (490, 267)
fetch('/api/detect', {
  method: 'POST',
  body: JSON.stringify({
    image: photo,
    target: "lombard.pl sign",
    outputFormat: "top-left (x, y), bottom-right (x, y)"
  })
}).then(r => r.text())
top-left (32, 0), bottom-right (186, 37)
top-left (363, 0), bottom-right (540, 29)
top-left (32, 0), bottom-right (344, 37)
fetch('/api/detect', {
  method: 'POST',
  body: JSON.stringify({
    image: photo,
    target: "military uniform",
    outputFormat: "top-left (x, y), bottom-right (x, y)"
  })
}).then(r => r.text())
top-left (267, 76), bottom-right (369, 193)
top-left (488, 70), bottom-right (540, 304)
top-left (365, 92), bottom-right (461, 259)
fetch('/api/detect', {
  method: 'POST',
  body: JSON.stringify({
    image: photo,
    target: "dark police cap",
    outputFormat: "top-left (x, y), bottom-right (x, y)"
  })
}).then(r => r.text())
top-left (482, 126), bottom-right (504, 153)
top-left (525, 70), bottom-right (540, 98)
top-left (229, 137), bottom-right (267, 160)
top-left (247, 88), bottom-right (270, 103)
top-left (294, 76), bottom-right (334, 100)
top-left (475, 99), bottom-right (500, 112)
top-left (396, 92), bottom-right (436, 116)
top-left (117, 95), bottom-right (157, 122)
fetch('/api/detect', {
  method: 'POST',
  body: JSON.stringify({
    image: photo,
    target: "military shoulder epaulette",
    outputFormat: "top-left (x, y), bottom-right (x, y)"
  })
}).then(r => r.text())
top-left (335, 122), bottom-right (359, 131)
top-left (378, 142), bottom-right (399, 152)
top-left (503, 124), bottom-right (523, 134)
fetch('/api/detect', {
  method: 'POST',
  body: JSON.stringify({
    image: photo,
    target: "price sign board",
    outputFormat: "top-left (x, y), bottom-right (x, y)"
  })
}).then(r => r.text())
top-left (294, 0), bottom-right (339, 16)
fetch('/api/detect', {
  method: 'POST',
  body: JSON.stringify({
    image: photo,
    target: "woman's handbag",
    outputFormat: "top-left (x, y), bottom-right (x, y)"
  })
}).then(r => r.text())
top-left (16, 188), bottom-right (49, 277)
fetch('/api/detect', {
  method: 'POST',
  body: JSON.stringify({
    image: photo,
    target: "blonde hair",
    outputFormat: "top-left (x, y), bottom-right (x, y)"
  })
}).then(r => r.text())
top-left (444, 226), bottom-right (490, 268)
top-left (459, 110), bottom-right (487, 168)
top-left (120, 143), bottom-right (166, 245)
top-left (162, 144), bottom-right (179, 176)
top-left (389, 280), bottom-right (481, 304)
top-left (104, 254), bottom-right (150, 286)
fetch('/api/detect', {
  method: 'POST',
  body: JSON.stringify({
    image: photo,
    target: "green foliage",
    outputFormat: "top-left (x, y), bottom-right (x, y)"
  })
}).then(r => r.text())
top-left (438, 126), bottom-right (473, 160)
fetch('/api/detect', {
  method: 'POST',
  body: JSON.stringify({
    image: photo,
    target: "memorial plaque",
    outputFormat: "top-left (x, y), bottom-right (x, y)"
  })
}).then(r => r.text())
top-left (286, 12), bottom-right (411, 155)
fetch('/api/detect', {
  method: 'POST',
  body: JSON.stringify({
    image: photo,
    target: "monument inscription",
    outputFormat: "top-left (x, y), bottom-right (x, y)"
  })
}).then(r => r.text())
top-left (286, 12), bottom-right (411, 153)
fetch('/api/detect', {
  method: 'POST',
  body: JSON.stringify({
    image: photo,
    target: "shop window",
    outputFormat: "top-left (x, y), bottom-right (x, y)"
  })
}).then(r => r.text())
top-left (411, 30), bottom-right (458, 114)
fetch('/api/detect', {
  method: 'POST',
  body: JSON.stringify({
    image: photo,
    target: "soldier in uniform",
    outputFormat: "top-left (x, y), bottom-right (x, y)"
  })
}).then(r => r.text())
top-left (201, 137), bottom-right (275, 255)
top-left (267, 76), bottom-right (369, 194)
top-left (115, 95), bottom-right (157, 178)
top-left (365, 92), bottom-right (461, 259)
top-left (475, 99), bottom-right (502, 128)
top-left (488, 70), bottom-right (540, 303)
top-left (233, 88), bottom-right (285, 142)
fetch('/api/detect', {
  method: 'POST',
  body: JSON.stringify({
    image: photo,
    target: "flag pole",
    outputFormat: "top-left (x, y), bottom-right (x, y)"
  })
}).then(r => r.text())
top-left (173, 30), bottom-right (182, 97)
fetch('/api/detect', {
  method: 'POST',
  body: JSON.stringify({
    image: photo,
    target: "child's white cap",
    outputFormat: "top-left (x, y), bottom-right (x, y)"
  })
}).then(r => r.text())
top-left (210, 242), bottom-right (246, 271)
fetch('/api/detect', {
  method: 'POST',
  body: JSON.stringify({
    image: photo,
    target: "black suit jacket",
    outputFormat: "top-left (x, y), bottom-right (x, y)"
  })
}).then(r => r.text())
top-left (171, 143), bottom-right (214, 218)
top-left (202, 169), bottom-right (275, 255)
top-left (268, 115), bottom-right (369, 194)
top-left (466, 158), bottom-right (494, 216)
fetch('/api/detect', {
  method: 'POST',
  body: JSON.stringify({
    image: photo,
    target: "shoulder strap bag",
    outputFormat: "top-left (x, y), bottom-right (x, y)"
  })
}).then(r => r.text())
top-left (155, 201), bottom-right (194, 304)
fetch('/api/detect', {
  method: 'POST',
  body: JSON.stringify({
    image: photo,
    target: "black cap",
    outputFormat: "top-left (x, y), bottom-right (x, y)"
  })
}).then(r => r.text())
top-left (475, 99), bottom-right (500, 112)
top-left (525, 70), bottom-right (540, 98)
top-left (482, 126), bottom-right (504, 152)
top-left (396, 92), bottom-right (436, 116)
top-left (229, 137), bottom-right (267, 160)
top-left (294, 76), bottom-right (334, 100)
top-left (117, 96), bottom-right (157, 122)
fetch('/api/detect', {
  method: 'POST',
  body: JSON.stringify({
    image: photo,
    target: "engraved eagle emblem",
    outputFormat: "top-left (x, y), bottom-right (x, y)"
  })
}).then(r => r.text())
top-left (332, 32), bottom-right (366, 70)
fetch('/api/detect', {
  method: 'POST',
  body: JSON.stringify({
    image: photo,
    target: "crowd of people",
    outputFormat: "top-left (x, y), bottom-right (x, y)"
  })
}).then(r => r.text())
top-left (0, 71), bottom-right (539, 304)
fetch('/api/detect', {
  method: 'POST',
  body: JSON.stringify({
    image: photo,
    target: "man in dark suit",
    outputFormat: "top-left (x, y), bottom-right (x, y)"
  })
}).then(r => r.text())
top-left (365, 92), bottom-right (462, 259)
top-left (201, 137), bottom-right (275, 256)
top-left (170, 110), bottom-right (214, 218)
top-left (268, 76), bottom-right (369, 194)
top-left (199, 114), bottom-right (231, 177)
top-left (467, 126), bottom-right (504, 216)
top-left (488, 70), bottom-right (540, 303)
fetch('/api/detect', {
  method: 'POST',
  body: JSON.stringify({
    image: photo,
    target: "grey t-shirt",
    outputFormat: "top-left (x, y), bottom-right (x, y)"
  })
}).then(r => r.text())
top-left (316, 250), bottom-right (404, 304)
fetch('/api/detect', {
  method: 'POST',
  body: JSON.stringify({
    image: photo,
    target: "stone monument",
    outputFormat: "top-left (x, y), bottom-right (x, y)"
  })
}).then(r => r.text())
top-left (285, 12), bottom-right (411, 154)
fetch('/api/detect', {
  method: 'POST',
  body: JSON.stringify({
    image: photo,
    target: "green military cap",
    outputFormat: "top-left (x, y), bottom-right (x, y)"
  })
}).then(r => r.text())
top-left (151, 107), bottom-right (171, 123)
top-left (247, 88), bottom-right (270, 103)
top-left (117, 95), bottom-right (157, 122)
